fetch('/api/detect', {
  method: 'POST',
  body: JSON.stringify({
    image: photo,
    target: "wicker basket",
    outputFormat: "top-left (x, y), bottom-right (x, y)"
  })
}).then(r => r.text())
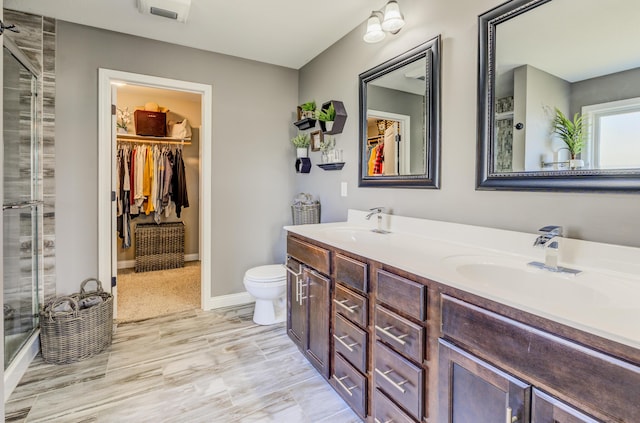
top-left (40, 278), bottom-right (113, 364)
top-left (135, 222), bottom-right (185, 272)
top-left (292, 201), bottom-right (320, 225)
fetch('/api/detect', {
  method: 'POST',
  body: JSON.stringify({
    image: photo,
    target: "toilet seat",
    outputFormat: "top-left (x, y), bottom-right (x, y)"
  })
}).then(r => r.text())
top-left (244, 265), bottom-right (286, 283)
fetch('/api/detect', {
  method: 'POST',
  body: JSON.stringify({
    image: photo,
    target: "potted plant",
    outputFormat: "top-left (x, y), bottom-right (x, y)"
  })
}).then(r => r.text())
top-left (317, 102), bottom-right (336, 132)
top-left (552, 107), bottom-right (586, 169)
top-left (319, 136), bottom-right (336, 163)
top-left (300, 101), bottom-right (316, 119)
top-left (291, 133), bottom-right (310, 158)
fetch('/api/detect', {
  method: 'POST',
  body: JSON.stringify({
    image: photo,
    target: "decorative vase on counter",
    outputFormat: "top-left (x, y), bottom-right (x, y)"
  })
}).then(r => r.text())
top-left (117, 127), bottom-right (127, 134)
top-left (296, 147), bottom-right (309, 158)
top-left (569, 159), bottom-right (584, 170)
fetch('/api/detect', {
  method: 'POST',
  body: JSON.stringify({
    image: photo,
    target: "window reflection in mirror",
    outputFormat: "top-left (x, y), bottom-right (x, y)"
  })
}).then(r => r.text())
top-left (478, 0), bottom-right (640, 191)
top-left (359, 37), bottom-right (440, 188)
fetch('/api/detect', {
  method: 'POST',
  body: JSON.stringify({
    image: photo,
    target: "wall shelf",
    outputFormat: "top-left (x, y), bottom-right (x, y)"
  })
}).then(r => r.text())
top-left (293, 118), bottom-right (317, 131)
top-left (319, 100), bottom-right (347, 135)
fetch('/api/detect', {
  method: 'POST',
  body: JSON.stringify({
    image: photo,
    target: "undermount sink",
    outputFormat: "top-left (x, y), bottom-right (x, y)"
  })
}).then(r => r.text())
top-left (441, 255), bottom-right (635, 309)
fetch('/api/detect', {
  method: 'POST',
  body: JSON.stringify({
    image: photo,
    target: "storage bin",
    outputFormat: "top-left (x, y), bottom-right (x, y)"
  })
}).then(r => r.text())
top-left (135, 222), bottom-right (185, 272)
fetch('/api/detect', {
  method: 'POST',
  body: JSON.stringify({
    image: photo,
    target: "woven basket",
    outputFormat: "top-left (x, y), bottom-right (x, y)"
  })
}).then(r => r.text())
top-left (135, 222), bottom-right (185, 272)
top-left (40, 278), bottom-right (113, 364)
top-left (292, 202), bottom-right (320, 225)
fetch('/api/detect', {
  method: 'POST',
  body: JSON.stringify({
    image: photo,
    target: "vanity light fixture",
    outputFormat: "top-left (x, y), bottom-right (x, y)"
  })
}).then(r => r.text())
top-left (363, 0), bottom-right (405, 44)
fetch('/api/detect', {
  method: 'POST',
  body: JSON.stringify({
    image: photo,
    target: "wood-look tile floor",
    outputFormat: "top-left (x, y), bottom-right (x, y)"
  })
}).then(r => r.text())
top-left (5, 304), bottom-right (362, 423)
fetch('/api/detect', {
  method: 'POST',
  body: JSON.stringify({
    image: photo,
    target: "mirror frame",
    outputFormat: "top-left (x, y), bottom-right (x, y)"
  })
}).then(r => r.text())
top-left (477, 0), bottom-right (640, 192)
top-left (358, 36), bottom-right (441, 189)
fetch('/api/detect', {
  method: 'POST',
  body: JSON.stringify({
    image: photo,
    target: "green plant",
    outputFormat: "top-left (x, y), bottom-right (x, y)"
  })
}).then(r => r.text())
top-left (316, 102), bottom-right (336, 122)
top-left (300, 101), bottom-right (316, 112)
top-left (291, 133), bottom-right (310, 148)
top-left (319, 136), bottom-right (335, 152)
top-left (552, 108), bottom-right (586, 159)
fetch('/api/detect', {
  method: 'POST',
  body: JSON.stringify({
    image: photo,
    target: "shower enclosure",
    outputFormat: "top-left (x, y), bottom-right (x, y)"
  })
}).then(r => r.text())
top-left (3, 37), bottom-right (42, 371)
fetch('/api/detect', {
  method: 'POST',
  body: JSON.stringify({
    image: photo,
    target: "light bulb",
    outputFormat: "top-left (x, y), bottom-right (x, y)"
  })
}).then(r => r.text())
top-left (381, 0), bottom-right (405, 33)
top-left (363, 13), bottom-right (385, 43)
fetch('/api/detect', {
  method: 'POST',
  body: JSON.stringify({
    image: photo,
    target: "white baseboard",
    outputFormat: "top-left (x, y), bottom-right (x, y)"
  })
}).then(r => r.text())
top-left (205, 291), bottom-right (254, 310)
top-left (118, 253), bottom-right (200, 269)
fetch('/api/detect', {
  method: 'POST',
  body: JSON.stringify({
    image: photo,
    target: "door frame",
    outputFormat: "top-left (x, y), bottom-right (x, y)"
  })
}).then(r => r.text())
top-left (367, 109), bottom-right (411, 174)
top-left (98, 69), bottom-right (213, 317)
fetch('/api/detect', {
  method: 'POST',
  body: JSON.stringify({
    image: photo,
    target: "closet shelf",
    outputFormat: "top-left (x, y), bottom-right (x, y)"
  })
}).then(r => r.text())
top-left (117, 134), bottom-right (192, 145)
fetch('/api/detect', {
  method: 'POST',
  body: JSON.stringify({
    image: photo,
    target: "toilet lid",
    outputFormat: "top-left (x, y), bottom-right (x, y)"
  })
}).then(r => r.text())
top-left (245, 265), bottom-right (286, 282)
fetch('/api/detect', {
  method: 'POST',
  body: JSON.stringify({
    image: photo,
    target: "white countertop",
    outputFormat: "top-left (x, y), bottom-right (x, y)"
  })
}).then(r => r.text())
top-left (285, 210), bottom-right (640, 350)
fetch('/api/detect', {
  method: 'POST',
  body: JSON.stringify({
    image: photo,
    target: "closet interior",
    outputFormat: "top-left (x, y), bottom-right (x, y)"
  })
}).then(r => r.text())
top-left (115, 84), bottom-right (202, 322)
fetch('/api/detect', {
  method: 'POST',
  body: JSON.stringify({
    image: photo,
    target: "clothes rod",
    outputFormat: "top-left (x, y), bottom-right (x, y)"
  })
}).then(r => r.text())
top-left (117, 138), bottom-right (191, 146)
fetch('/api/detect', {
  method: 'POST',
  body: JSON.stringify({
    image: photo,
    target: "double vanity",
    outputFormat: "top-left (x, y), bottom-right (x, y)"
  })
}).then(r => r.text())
top-left (284, 210), bottom-right (639, 423)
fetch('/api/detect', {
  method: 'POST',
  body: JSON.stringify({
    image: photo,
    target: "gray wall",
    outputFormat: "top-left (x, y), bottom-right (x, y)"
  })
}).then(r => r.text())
top-left (56, 22), bottom-right (297, 296)
top-left (571, 67), bottom-right (640, 115)
top-left (298, 0), bottom-right (640, 248)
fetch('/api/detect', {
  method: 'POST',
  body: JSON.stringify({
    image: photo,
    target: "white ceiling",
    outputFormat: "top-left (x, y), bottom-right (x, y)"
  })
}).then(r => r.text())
top-left (4, 0), bottom-right (378, 69)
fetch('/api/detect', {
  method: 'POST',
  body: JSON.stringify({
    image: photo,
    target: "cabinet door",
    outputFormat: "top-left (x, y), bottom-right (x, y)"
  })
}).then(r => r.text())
top-left (286, 258), bottom-right (306, 350)
top-left (306, 268), bottom-right (331, 379)
top-left (438, 339), bottom-right (530, 423)
top-left (532, 389), bottom-right (600, 423)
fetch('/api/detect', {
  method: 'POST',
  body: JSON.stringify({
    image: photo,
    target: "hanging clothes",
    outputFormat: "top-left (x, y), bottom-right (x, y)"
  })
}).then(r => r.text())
top-left (172, 148), bottom-right (189, 218)
top-left (116, 141), bottom-right (189, 249)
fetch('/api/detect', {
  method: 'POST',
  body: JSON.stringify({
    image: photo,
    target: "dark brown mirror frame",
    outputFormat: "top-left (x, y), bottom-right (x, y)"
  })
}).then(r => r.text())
top-left (477, 0), bottom-right (640, 192)
top-left (358, 36), bottom-right (441, 189)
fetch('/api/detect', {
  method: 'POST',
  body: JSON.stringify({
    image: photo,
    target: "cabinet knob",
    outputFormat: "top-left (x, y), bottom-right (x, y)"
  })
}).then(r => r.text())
top-left (506, 407), bottom-right (518, 423)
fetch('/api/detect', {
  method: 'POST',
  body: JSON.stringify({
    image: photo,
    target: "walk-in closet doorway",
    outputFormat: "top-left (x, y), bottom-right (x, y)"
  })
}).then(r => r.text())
top-left (98, 70), bottom-right (213, 319)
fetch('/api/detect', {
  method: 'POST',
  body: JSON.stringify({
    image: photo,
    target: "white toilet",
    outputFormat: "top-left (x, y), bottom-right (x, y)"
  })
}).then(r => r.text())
top-left (243, 265), bottom-right (287, 325)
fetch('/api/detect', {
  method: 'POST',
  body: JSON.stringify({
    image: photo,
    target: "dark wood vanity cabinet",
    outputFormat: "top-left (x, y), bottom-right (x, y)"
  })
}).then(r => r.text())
top-left (286, 233), bottom-right (639, 423)
top-left (286, 237), bottom-right (331, 379)
top-left (439, 294), bottom-right (640, 423)
top-left (331, 253), bottom-right (370, 419)
top-left (373, 269), bottom-right (429, 423)
top-left (438, 339), bottom-right (530, 423)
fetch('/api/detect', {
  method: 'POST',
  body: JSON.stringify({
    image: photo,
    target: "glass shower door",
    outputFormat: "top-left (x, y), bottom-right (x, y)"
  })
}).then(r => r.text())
top-left (3, 40), bottom-right (41, 369)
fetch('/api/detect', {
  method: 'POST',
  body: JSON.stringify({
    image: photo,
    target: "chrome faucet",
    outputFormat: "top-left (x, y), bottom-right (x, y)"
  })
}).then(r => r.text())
top-left (528, 225), bottom-right (580, 274)
top-left (365, 207), bottom-right (390, 234)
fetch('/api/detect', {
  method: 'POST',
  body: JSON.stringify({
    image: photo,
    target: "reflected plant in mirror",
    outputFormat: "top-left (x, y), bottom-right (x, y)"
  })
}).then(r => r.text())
top-left (359, 36), bottom-right (441, 188)
top-left (477, 0), bottom-right (640, 191)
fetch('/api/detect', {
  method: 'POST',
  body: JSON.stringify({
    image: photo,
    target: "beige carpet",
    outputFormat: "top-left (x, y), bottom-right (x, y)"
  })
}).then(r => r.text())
top-left (116, 261), bottom-right (201, 323)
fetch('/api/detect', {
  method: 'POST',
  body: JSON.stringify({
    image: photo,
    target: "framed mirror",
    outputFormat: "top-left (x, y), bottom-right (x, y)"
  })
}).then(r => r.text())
top-left (359, 36), bottom-right (441, 188)
top-left (477, 0), bottom-right (640, 191)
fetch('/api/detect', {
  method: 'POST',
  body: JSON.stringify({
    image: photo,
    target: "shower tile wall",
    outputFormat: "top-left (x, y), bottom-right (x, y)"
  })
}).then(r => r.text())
top-left (5, 9), bottom-right (56, 304)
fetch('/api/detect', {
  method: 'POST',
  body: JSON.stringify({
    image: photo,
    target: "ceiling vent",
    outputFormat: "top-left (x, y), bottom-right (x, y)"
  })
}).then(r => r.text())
top-left (137, 0), bottom-right (191, 23)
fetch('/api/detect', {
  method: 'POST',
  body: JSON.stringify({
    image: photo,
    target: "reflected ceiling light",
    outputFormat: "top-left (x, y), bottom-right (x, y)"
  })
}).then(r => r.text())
top-left (363, 0), bottom-right (405, 43)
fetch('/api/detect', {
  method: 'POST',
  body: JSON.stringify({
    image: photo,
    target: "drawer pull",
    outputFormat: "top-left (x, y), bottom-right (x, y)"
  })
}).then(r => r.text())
top-left (333, 334), bottom-right (358, 352)
top-left (506, 407), bottom-right (518, 423)
top-left (375, 368), bottom-right (408, 394)
top-left (375, 325), bottom-right (408, 346)
top-left (333, 298), bottom-right (358, 313)
top-left (283, 263), bottom-right (302, 278)
top-left (374, 419), bottom-right (394, 423)
top-left (333, 374), bottom-right (357, 396)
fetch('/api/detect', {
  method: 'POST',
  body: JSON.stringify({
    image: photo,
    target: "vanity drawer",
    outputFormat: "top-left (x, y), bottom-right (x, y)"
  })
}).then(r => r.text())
top-left (334, 284), bottom-right (367, 327)
top-left (373, 388), bottom-right (416, 423)
top-left (377, 269), bottom-right (427, 321)
top-left (333, 353), bottom-right (367, 418)
top-left (335, 253), bottom-right (368, 294)
top-left (333, 313), bottom-right (367, 373)
top-left (441, 295), bottom-right (640, 422)
top-left (287, 236), bottom-right (330, 275)
top-left (375, 305), bottom-right (425, 363)
top-left (374, 341), bottom-right (425, 422)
